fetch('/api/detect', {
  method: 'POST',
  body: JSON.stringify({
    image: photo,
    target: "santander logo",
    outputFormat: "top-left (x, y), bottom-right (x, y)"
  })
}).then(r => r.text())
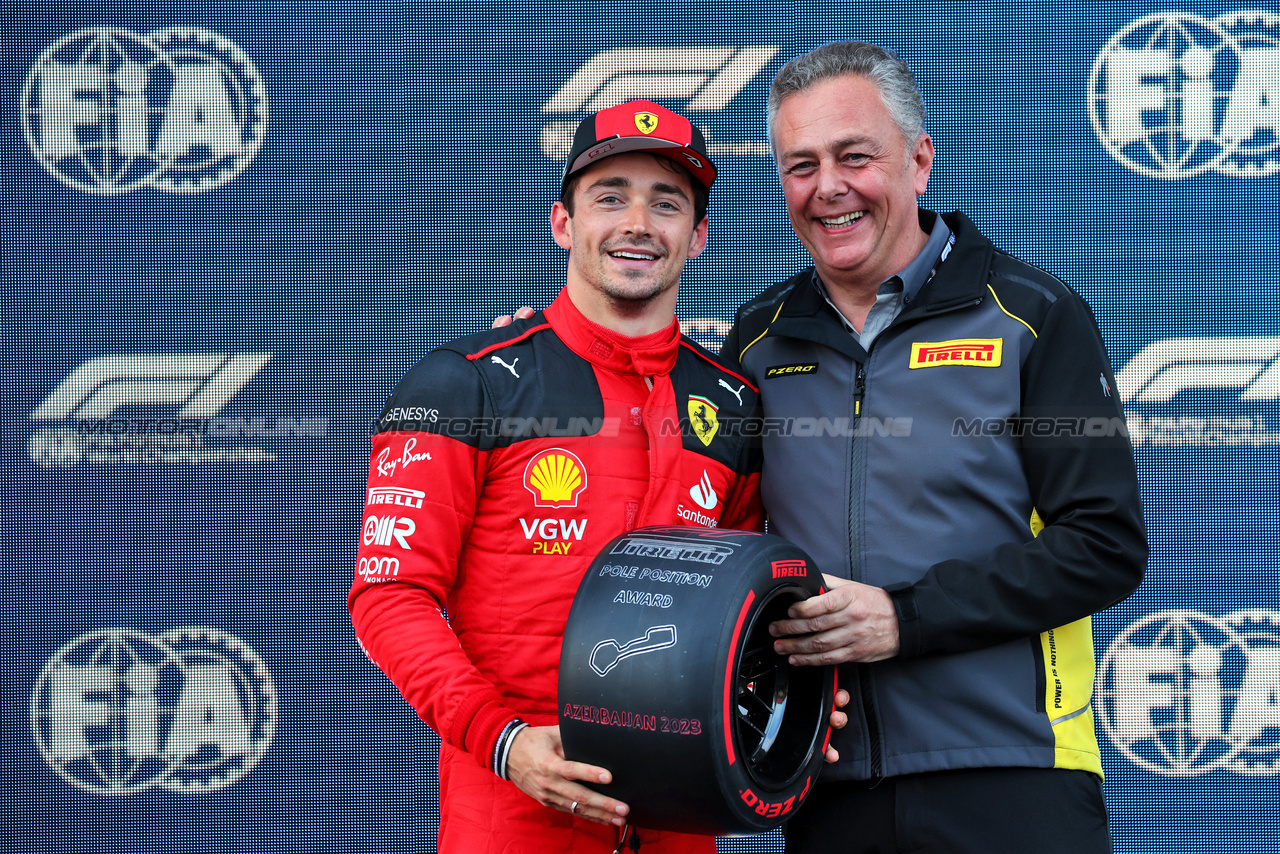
top-left (689, 471), bottom-right (718, 510)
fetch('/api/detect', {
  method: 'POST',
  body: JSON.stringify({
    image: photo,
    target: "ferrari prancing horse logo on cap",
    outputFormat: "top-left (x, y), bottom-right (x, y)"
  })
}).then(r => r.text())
top-left (635, 112), bottom-right (659, 134)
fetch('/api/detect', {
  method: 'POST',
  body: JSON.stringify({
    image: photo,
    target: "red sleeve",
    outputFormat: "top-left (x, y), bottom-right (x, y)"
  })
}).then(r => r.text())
top-left (348, 354), bottom-right (519, 770)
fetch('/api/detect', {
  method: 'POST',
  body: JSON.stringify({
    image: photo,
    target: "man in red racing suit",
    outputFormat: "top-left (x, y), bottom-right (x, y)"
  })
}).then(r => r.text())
top-left (349, 100), bottom-right (763, 854)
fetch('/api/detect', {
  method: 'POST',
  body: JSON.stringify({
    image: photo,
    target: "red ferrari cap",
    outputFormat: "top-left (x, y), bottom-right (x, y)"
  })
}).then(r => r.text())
top-left (561, 100), bottom-right (716, 191)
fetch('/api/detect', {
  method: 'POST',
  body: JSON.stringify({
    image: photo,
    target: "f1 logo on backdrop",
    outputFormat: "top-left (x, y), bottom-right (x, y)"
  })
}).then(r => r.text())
top-left (26, 352), bottom-right (325, 467)
top-left (21, 27), bottom-right (267, 194)
top-left (32, 353), bottom-right (272, 420)
top-left (1088, 10), bottom-right (1280, 179)
top-left (539, 46), bottom-right (778, 161)
top-left (30, 627), bottom-right (278, 794)
top-left (1096, 609), bottom-right (1280, 776)
top-left (1116, 337), bottom-right (1280, 447)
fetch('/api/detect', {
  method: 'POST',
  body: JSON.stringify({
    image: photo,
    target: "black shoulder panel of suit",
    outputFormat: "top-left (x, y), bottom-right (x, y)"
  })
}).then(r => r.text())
top-left (671, 338), bottom-right (762, 470)
top-left (986, 249), bottom-right (1074, 337)
top-left (722, 271), bottom-right (812, 367)
top-left (374, 312), bottom-right (605, 450)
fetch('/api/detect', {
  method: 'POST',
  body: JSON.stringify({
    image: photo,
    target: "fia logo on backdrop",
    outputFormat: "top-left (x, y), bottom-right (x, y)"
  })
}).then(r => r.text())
top-left (30, 627), bottom-right (278, 794)
top-left (1097, 609), bottom-right (1280, 776)
top-left (21, 27), bottom-right (267, 194)
top-left (1088, 10), bottom-right (1280, 179)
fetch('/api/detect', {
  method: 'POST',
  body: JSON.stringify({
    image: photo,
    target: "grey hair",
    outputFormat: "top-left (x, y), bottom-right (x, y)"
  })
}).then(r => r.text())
top-left (767, 41), bottom-right (927, 151)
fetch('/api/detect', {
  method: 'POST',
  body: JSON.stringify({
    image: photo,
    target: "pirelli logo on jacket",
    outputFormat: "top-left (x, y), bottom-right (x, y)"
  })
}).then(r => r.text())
top-left (909, 338), bottom-right (1003, 369)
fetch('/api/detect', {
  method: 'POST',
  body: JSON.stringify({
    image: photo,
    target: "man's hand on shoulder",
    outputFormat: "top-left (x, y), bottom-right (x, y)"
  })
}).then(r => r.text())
top-left (770, 575), bottom-right (900, 665)
top-left (505, 724), bottom-right (629, 827)
top-left (493, 306), bottom-right (536, 329)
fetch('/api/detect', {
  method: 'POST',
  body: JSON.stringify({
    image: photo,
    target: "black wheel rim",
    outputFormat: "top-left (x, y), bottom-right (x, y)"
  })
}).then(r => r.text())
top-left (732, 586), bottom-right (828, 789)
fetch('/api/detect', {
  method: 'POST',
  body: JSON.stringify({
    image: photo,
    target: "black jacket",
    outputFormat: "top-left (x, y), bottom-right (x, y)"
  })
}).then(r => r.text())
top-left (722, 211), bottom-right (1147, 780)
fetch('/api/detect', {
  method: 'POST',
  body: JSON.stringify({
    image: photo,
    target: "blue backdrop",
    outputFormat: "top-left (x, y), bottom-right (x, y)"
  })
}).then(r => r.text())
top-left (5, 2), bottom-right (1279, 851)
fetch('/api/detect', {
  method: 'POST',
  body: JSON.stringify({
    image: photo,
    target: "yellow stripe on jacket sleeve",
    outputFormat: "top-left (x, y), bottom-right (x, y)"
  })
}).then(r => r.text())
top-left (1031, 507), bottom-right (1103, 777)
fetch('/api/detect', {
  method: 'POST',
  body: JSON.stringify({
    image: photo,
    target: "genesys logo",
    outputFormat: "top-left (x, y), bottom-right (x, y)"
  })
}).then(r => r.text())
top-left (1097, 609), bottom-right (1280, 776)
top-left (27, 353), bottom-right (325, 467)
top-left (540, 46), bottom-right (779, 161)
top-left (1089, 10), bottom-right (1280, 179)
top-left (22, 27), bottom-right (266, 194)
top-left (1117, 337), bottom-right (1280, 447)
top-left (30, 626), bottom-right (277, 794)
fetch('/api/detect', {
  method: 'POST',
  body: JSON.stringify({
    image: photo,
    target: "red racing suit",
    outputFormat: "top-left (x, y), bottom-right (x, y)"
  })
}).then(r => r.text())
top-left (349, 290), bottom-right (764, 853)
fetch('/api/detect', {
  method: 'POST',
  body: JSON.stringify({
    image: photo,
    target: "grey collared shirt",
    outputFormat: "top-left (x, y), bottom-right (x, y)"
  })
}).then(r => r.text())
top-left (815, 211), bottom-right (954, 350)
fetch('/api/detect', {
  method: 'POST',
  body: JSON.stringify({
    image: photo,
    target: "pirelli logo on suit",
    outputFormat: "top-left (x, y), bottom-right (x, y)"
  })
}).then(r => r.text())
top-left (909, 339), bottom-right (1003, 369)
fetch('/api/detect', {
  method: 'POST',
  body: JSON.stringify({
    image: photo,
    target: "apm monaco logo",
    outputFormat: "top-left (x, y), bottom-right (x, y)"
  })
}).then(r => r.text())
top-left (524, 448), bottom-right (588, 508)
top-left (1088, 10), bottom-right (1280, 179)
top-left (1096, 609), bottom-right (1280, 776)
top-left (22, 27), bottom-right (267, 194)
top-left (30, 627), bottom-right (278, 794)
top-left (1117, 337), bottom-right (1280, 447)
top-left (27, 353), bottom-right (324, 467)
top-left (539, 46), bottom-right (779, 161)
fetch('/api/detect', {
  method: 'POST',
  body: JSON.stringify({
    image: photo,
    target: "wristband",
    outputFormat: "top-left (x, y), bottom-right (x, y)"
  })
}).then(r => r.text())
top-left (494, 719), bottom-right (529, 780)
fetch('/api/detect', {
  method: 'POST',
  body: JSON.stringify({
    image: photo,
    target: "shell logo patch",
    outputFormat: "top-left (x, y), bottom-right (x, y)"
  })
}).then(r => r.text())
top-left (688, 395), bottom-right (719, 447)
top-left (524, 448), bottom-right (588, 507)
top-left (909, 338), bottom-right (1003, 369)
top-left (634, 112), bottom-right (659, 134)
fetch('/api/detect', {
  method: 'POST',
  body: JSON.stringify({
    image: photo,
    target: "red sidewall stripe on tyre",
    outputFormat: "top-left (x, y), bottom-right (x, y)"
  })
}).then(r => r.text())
top-left (723, 589), bottom-right (755, 767)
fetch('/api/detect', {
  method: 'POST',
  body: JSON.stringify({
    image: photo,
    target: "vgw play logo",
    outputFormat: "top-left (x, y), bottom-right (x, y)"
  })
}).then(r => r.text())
top-left (21, 27), bottom-right (267, 194)
top-left (1088, 10), bottom-right (1280, 179)
top-left (30, 627), bottom-right (278, 794)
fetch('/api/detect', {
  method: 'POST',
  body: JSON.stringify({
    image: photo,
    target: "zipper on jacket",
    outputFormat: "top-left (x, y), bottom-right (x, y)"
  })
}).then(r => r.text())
top-left (848, 361), bottom-right (866, 582)
top-left (849, 361), bottom-right (882, 780)
top-left (861, 672), bottom-right (883, 781)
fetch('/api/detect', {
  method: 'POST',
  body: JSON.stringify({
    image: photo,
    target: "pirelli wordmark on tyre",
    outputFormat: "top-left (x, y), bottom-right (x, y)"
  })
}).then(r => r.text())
top-left (559, 526), bottom-right (836, 835)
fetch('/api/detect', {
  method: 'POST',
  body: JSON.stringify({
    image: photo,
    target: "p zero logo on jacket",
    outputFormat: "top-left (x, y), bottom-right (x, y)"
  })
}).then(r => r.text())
top-left (765, 362), bottom-right (818, 378)
top-left (909, 339), bottom-right (1003, 369)
top-left (524, 448), bottom-right (588, 508)
top-left (688, 395), bottom-right (719, 446)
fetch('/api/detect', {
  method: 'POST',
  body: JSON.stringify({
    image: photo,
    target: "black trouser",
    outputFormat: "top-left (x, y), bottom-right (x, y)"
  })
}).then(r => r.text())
top-left (783, 767), bottom-right (1111, 854)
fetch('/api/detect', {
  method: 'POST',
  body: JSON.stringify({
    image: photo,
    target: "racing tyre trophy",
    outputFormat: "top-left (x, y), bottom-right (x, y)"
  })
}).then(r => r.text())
top-left (559, 526), bottom-right (836, 835)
